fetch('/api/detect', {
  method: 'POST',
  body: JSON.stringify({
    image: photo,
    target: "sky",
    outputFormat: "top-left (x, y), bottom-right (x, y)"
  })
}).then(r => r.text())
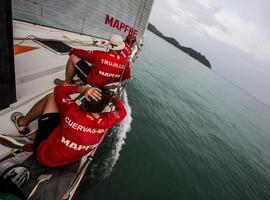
top-left (149, 0), bottom-right (270, 106)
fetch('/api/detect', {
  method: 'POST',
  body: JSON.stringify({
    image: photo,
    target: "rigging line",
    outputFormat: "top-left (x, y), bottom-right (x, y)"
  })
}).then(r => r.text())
top-left (62, 35), bottom-right (107, 46)
top-left (114, 0), bottom-right (144, 96)
top-left (212, 69), bottom-right (270, 109)
top-left (14, 35), bottom-right (39, 46)
top-left (116, 41), bottom-right (138, 96)
top-left (117, 50), bottom-right (140, 96)
top-left (13, 35), bottom-right (108, 48)
top-left (14, 36), bottom-right (99, 44)
top-left (115, 60), bottom-right (129, 96)
top-left (115, 36), bottom-right (140, 95)
top-left (117, 56), bottom-right (138, 96)
top-left (136, 0), bottom-right (147, 33)
top-left (133, 0), bottom-right (143, 35)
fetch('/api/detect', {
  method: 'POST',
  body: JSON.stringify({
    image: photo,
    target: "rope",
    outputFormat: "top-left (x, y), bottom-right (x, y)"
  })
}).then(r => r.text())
top-left (114, 0), bottom-right (144, 97)
top-left (13, 35), bottom-right (108, 48)
top-left (14, 35), bottom-right (39, 46)
top-left (136, 0), bottom-right (147, 35)
top-left (133, 0), bottom-right (143, 35)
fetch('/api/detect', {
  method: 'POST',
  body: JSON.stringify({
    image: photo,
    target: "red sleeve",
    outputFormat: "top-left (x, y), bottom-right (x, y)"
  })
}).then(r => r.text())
top-left (122, 63), bottom-right (131, 81)
top-left (54, 85), bottom-right (79, 115)
top-left (69, 49), bottom-right (96, 63)
top-left (125, 42), bottom-right (132, 55)
top-left (105, 97), bottom-right (127, 127)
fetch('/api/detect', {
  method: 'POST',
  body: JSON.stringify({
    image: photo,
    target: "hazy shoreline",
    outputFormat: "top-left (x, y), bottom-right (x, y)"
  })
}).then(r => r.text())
top-left (147, 23), bottom-right (211, 69)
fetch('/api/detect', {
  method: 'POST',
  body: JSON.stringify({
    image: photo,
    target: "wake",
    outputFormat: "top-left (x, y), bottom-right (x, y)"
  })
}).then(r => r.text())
top-left (87, 90), bottom-right (132, 183)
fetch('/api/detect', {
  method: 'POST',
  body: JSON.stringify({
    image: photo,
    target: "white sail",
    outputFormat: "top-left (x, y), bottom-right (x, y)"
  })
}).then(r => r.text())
top-left (13, 0), bottom-right (154, 40)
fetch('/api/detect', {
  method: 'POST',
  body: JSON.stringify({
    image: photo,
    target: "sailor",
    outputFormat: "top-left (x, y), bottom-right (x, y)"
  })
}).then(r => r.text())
top-left (64, 34), bottom-right (131, 87)
top-left (9, 84), bottom-right (126, 167)
top-left (121, 34), bottom-right (137, 60)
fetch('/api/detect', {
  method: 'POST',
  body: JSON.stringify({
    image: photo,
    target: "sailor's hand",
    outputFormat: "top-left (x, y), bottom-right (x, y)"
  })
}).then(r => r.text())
top-left (84, 87), bottom-right (102, 102)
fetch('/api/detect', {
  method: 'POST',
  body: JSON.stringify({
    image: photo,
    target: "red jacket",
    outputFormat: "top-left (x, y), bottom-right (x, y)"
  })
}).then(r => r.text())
top-left (36, 85), bottom-right (127, 167)
top-left (120, 41), bottom-right (132, 59)
top-left (70, 49), bottom-right (130, 87)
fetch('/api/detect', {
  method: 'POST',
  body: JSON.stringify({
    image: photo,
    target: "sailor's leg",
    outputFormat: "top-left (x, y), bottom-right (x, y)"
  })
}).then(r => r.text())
top-left (26, 131), bottom-right (37, 140)
top-left (42, 93), bottom-right (59, 114)
top-left (65, 54), bottom-right (82, 84)
top-left (33, 94), bottom-right (60, 152)
top-left (19, 93), bottom-right (58, 127)
top-left (22, 93), bottom-right (59, 143)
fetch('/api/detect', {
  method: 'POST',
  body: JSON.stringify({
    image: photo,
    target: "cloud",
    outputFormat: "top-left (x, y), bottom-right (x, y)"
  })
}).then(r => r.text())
top-left (161, 0), bottom-right (270, 64)
top-left (150, 0), bottom-right (270, 105)
top-left (169, 14), bottom-right (180, 23)
top-left (195, 0), bottom-right (219, 10)
top-left (203, 10), bottom-right (270, 64)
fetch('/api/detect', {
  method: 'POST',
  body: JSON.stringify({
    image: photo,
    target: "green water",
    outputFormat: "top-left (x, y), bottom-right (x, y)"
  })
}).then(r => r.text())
top-left (76, 31), bottom-right (270, 200)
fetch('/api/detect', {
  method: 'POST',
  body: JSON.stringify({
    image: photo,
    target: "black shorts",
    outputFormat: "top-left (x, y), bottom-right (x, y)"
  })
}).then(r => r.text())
top-left (74, 59), bottom-right (93, 83)
top-left (33, 113), bottom-right (61, 153)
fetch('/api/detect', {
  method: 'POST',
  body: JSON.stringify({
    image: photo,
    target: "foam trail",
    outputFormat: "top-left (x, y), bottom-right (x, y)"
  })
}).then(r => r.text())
top-left (108, 90), bottom-right (132, 168)
top-left (88, 90), bottom-right (132, 181)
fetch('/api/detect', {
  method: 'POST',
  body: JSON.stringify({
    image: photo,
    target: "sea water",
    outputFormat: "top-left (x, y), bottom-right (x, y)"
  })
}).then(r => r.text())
top-left (76, 31), bottom-right (270, 200)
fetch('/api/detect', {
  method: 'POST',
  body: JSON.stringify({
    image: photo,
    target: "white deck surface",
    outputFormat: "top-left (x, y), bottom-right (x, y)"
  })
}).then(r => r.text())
top-left (0, 20), bottom-right (108, 159)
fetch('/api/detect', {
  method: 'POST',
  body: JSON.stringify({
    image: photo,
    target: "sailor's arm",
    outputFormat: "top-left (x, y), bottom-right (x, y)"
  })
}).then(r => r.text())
top-left (122, 63), bottom-right (131, 81)
top-left (106, 97), bottom-right (127, 127)
top-left (130, 44), bottom-right (138, 58)
top-left (69, 48), bottom-right (96, 62)
top-left (54, 85), bottom-right (77, 103)
top-left (54, 85), bottom-right (101, 113)
top-left (77, 85), bottom-right (102, 102)
top-left (54, 85), bottom-right (78, 114)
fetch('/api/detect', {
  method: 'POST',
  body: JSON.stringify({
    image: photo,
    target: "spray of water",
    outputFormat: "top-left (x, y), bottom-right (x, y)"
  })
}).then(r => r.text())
top-left (87, 90), bottom-right (132, 183)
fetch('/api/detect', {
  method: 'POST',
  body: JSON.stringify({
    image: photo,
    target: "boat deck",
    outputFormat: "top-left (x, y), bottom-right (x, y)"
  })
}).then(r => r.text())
top-left (0, 20), bottom-right (108, 159)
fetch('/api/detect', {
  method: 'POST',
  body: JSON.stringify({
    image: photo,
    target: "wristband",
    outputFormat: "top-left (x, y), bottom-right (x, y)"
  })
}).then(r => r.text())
top-left (85, 84), bottom-right (92, 89)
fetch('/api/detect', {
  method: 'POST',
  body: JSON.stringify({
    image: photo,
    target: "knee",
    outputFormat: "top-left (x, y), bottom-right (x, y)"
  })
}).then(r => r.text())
top-left (46, 93), bottom-right (57, 107)
top-left (47, 93), bottom-right (55, 101)
top-left (69, 54), bottom-right (81, 65)
top-left (44, 93), bottom-right (55, 102)
top-left (43, 93), bottom-right (59, 114)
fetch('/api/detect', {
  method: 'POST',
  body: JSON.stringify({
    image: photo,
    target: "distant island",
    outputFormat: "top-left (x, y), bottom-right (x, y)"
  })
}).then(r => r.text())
top-left (147, 23), bottom-right (211, 69)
